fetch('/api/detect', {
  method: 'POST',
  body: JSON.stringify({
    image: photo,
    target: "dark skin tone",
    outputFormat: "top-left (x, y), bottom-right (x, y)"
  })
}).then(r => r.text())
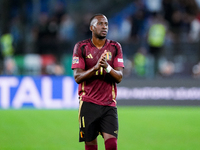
top-left (73, 15), bottom-right (123, 145)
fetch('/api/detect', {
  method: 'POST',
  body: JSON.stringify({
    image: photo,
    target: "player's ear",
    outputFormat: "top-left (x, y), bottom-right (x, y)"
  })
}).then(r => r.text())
top-left (90, 25), bottom-right (93, 31)
top-left (90, 25), bottom-right (95, 31)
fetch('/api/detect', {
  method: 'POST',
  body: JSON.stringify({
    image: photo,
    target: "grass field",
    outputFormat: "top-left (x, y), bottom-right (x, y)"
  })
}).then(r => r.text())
top-left (0, 106), bottom-right (200, 150)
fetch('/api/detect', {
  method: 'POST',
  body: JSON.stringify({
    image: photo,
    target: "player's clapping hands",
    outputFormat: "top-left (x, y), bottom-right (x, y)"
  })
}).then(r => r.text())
top-left (99, 50), bottom-right (108, 68)
top-left (94, 50), bottom-right (108, 71)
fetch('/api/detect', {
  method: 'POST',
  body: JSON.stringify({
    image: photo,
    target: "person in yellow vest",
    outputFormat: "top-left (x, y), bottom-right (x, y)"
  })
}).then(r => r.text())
top-left (0, 33), bottom-right (15, 74)
top-left (0, 33), bottom-right (14, 57)
top-left (147, 13), bottom-right (167, 77)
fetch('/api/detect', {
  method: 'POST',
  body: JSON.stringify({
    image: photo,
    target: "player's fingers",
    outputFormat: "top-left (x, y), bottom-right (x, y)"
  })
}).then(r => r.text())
top-left (101, 55), bottom-right (106, 61)
top-left (102, 51), bottom-right (107, 56)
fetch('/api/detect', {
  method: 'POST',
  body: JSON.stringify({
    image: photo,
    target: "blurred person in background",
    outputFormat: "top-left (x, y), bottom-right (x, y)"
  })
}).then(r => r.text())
top-left (192, 61), bottom-right (200, 78)
top-left (44, 61), bottom-right (64, 76)
top-left (133, 47), bottom-right (147, 77)
top-left (129, 0), bottom-right (147, 42)
top-left (0, 32), bottom-right (15, 75)
top-left (3, 57), bottom-right (17, 75)
top-left (0, 33), bottom-right (14, 57)
top-left (188, 14), bottom-right (200, 42)
top-left (80, 13), bottom-right (94, 40)
top-left (130, 9), bottom-right (146, 42)
top-left (145, 0), bottom-right (162, 13)
top-left (34, 13), bottom-right (59, 56)
top-left (159, 57), bottom-right (175, 77)
top-left (57, 13), bottom-right (75, 54)
top-left (72, 14), bottom-right (124, 150)
top-left (147, 12), bottom-right (167, 77)
top-left (119, 16), bottom-right (132, 42)
top-left (162, 0), bottom-right (199, 42)
top-left (122, 57), bottom-right (133, 78)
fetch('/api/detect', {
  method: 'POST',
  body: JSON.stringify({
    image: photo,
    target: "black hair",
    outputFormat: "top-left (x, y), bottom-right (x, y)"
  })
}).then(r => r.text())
top-left (89, 13), bottom-right (105, 26)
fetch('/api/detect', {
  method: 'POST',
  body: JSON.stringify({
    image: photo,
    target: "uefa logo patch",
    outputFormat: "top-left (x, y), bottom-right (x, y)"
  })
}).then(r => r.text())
top-left (72, 57), bottom-right (79, 64)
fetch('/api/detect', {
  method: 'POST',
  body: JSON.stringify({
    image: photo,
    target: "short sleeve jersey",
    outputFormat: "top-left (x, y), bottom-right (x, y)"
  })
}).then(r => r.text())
top-left (71, 39), bottom-right (124, 107)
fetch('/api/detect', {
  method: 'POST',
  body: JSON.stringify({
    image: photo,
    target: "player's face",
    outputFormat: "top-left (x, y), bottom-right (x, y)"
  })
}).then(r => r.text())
top-left (91, 15), bottom-right (108, 39)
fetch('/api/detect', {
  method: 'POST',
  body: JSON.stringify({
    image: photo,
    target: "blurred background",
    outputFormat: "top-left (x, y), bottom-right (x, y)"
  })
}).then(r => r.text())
top-left (1, 1), bottom-right (200, 149)
top-left (0, 0), bottom-right (200, 109)
top-left (0, 0), bottom-right (200, 78)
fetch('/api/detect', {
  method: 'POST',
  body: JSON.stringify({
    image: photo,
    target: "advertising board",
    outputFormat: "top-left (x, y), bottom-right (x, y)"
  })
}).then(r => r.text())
top-left (0, 76), bottom-right (78, 109)
top-left (1, 77), bottom-right (200, 109)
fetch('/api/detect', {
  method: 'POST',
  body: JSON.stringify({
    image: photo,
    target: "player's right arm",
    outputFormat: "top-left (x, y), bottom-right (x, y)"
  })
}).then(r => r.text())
top-left (73, 52), bottom-right (107, 84)
top-left (73, 68), bottom-right (95, 84)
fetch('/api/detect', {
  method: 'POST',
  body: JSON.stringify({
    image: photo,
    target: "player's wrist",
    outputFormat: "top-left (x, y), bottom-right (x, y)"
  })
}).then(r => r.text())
top-left (105, 64), bottom-right (112, 73)
top-left (93, 65), bottom-right (99, 71)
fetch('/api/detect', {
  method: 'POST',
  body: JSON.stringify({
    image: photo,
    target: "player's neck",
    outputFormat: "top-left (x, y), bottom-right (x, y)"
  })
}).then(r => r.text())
top-left (92, 38), bottom-right (106, 49)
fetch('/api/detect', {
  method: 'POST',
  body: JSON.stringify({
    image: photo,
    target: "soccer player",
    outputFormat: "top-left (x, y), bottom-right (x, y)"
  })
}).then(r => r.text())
top-left (71, 14), bottom-right (124, 150)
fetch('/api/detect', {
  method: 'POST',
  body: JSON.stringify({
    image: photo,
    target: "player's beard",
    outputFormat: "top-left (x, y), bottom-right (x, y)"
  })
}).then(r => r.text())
top-left (94, 32), bottom-right (106, 39)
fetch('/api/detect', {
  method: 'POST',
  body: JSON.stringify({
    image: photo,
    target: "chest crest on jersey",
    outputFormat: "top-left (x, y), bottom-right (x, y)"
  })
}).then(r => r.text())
top-left (86, 53), bottom-right (93, 59)
top-left (106, 50), bottom-right (112, 61)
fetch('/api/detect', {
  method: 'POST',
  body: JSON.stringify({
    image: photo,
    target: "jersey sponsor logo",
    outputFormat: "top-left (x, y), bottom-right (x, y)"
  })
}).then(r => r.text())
top-left (72, 57), bottom-right (79, 64)
top-left (118, 58), bottom-right (123, 63)
top-left (106, 51), bottom-right (112, 61)
top-left (86, 54), bottom-right (93, 59)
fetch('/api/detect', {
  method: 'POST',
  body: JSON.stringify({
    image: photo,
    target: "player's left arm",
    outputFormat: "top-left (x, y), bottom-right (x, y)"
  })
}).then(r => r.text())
top-left (109, 67), bottom-right (123, 83)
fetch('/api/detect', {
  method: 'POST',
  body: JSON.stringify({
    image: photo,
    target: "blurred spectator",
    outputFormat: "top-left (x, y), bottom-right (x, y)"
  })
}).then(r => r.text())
top-left (0, 0), bottom-right (199, 78)
top-left (133, 47), bottom-right (147, 77)
top-left (162, 0), bottom-right (199, 43)
top-left (123, 57), bottom-right (133, 78)
top-left (130, 9), bottom-right (146, 41)
top-left (188, 14), bottom-right (200, 42)
top-left (10, 16), bottom-right (23, 51)
top-left (3, 57), bottom-right (17, 75)
top-left (52, 1), bottom-right (66, 24)
top-left (119, 16), bottom-right (132, 42)
top-left (145, 0), bottom-right (162, 13)
top-left (170, 10), bottom-right (183, 42)
top-left (80, 13), bottom-right (93, 40)
top-left (147, 13), bottom-right (167, 77)
top-left (180, 0), bottom-right (199, 16)
top-left (52, 63), bottom-right (64, 76)
top-left (34, 13), bottom-right (49, 53)
top-left (44, 62), bottom-right (64, 76)
top-left (107, 24), bottom-right (121, 41)
top-left (162, 0), bottom-right (174, 24)
top-left (58, 13), bottom-right (75, 42)
top-left (0, 33), bottom-right (14, 57)
top-left (159, 57), bottom-right (175, 77)
top-left (57, 13), bottom-right (75, 54)
top-left (192, 62), bottom-right (200, 78)
top-left (35, 13), bottom-right (59, 55)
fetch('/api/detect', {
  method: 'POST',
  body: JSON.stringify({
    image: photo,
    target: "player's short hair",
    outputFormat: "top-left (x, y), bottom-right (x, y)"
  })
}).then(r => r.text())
top-left (89, 13), bottom-right (105, 26)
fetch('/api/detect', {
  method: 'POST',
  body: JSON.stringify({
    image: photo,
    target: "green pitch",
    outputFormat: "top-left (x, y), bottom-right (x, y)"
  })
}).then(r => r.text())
top-left (0, 106), bottom-right (200, 150)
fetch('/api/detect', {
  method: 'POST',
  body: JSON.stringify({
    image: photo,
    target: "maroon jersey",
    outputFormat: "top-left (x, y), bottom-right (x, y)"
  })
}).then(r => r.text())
top-left (71, 39), bottom-right (124, 107)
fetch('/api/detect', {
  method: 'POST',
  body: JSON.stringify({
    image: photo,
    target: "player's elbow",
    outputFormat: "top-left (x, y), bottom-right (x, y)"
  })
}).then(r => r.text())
top-left (73, 72), bottom-right (82, 84)
top-left (116, 78), bottom-right (122, 84)
top-left (115, 74), bottom-right (123, 83)
top-left (75, 79), bottom-right (82, 84)
top-left (74, 75), bottom-right (82, 84)
top-left (73, 69), bottom-right (84, 84)
top-left (113, 67), bottom-right (123, 83)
